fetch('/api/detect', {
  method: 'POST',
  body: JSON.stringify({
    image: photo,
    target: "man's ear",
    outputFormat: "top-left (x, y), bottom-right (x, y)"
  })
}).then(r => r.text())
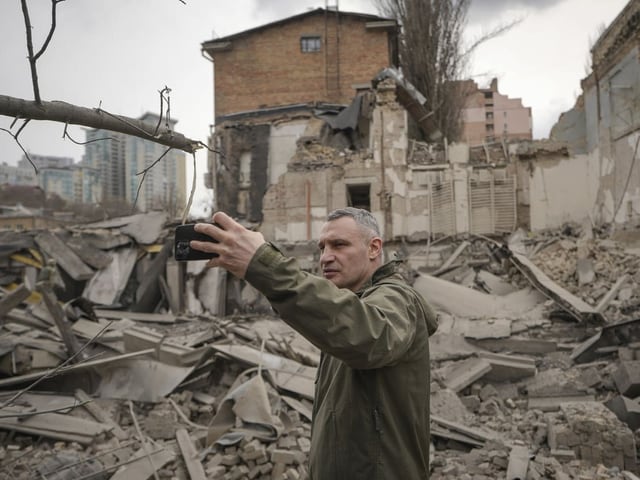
top-left (369, 237), bottom-right (383, 260)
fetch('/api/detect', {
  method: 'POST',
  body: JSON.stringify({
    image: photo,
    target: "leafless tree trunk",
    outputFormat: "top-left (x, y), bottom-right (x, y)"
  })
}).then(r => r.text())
top-left (375, 0), bottom-right (514, 142)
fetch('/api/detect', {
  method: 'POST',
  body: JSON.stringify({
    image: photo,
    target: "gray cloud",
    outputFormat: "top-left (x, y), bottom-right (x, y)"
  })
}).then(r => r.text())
top-left (468, 0), bottom-right (568, 24)
top-left (251, 1), bottom-right (569, 29)
top-left (252, 1), bottom-right (378, 23)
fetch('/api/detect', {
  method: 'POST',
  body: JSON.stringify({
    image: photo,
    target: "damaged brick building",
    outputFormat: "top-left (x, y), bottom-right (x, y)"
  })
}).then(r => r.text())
top-left (200, 8), bottom-right (523, 276)
top-left (200, 3), bottom-right (640, 273)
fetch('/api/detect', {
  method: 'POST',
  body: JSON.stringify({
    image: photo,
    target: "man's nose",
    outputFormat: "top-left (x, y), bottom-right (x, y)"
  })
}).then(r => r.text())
top-left (320, 249), bottom-right (335, 265)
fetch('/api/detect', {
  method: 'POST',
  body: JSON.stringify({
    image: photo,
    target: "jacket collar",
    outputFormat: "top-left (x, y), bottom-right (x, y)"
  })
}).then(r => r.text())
top-left (357, 260), bottom-right (403, 293)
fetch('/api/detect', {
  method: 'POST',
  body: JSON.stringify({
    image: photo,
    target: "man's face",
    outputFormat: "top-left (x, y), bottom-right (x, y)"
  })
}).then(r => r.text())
top-left (318, 216), bottom-right (380, 292)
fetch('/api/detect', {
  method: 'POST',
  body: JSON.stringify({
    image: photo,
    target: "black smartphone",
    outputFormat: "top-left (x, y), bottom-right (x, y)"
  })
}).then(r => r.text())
top-left (174, 223), bottom-right (219, 261)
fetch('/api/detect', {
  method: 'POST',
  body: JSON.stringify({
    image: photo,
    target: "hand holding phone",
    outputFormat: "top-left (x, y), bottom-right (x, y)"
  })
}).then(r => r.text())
top-left (174, 223), bottom-right (220, 261)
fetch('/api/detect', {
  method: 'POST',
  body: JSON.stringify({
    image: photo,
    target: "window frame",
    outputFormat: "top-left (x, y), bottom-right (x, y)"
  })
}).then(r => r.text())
top-left (300, 35), bottom-right (322, 53)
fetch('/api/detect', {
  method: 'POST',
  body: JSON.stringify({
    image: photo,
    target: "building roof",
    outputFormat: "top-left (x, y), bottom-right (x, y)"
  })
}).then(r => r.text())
top-left (202, 7), bottom-right (396, 50)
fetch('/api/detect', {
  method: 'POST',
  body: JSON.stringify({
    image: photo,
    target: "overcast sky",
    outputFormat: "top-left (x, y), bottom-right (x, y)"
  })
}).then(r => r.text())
top-left (0, 0), bottom-right (628, 215)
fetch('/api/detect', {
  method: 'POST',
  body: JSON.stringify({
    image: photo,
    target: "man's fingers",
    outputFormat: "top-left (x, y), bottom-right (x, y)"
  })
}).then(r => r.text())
top-left (194, 221), bottom-right (225, 242)
top-left (211, 211), bottom-right (236, 230)
top-left (190, 239), bottom-right (219, 253)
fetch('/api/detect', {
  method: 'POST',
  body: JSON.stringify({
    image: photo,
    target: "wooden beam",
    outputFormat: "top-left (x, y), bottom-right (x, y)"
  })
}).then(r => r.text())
top-left (176, 428), bottom-right (207, 480)
top-left (75, 388), bottom-right (128, 440)
top-left (39, 285), bottom-right (85, 361)
top-left (0, 285), bottom-right (31, 320)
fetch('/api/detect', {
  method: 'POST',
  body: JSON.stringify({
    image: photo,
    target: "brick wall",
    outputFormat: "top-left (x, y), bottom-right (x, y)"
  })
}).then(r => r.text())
top-left (208, 12), bottom-right (394, 119)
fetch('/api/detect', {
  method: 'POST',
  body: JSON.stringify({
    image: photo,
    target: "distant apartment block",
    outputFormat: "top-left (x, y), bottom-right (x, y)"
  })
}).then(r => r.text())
top-left (20, 154), bottom-right (74, 170)
top-left (461, 78), bottom-right (532, 146)
top-left (0, 161), bottom-right (37, 186)
top-left (8, 154), bottom-right (100, 205)
top-left (82, 112), bottom-right (187, 213)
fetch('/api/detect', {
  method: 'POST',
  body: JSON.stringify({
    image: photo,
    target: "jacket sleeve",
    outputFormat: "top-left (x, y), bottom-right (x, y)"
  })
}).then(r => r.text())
top-left (244, 243), bottom-right (420, 369)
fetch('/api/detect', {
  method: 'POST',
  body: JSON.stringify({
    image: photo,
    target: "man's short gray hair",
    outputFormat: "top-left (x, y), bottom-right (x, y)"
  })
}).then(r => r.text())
top-left (327, 207), bottom-right (381, 238)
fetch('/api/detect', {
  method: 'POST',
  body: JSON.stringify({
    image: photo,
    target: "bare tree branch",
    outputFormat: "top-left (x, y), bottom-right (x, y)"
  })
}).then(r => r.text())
top-left (0, 94), bottom-right (204, 153)
top-left (462, 18), bottom-right (522, 59)
top-left (0, 119), bottom-right (37, 172)
top-left (62, 122), bottom-right (114, 145)
top-left (34, 0), bottom-right (66, 61)
top-left (20, 0), bottom-right (41, 103)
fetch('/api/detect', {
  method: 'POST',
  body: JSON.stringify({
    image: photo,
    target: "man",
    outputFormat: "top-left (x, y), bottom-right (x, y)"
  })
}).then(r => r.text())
top-left (192, 208), bottom-right (438, 479)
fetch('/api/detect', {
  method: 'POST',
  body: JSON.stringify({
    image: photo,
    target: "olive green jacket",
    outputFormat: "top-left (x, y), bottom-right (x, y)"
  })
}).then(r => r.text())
top-left (245, 243), bottom-right (438, 480)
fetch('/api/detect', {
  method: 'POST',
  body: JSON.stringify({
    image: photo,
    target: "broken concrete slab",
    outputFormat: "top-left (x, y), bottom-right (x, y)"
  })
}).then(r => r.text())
top-left (414, 273), bottom-right (544, 319)
top-left (122, 326), bottom-right (209, 366)
top-left (469, 336), bottom-right (557, 355)
top-left (571, 317), bottom-right (640, 364)
top-left (211, 343), bottom-right (316, 400)
top-left (605, 395), bottom-right (640, 431)
top-left (429, 332), bottom-right (481, 361)
top-left (431, 414), bottom-right (502, 444)
top-left (464, 318), bottom-right (511, 340)
top-left (475, 270), bottom-right (517, 295)
top-left (527, 394), bottom-right (596, 412)
top-left (0, 405), bottom-right (111, 445)
top-left (440, 357), bottom-right (492, 393)
top-left (613, 360), bottom-right (640, 398)
top-left (63, 234), bottom-right (114, 270)
top-left (477, 351), bottom-right (537, 382)
top-left (78, 211), bottom-right (169, 245)
top-left (95, 357), bottom-right (196, 402)
top-left (82, 247), bottom-right (138, 306)
top-left (509, 251), bottom-right (605, 323)
top-left (35, 231), bottom-right (94, 281)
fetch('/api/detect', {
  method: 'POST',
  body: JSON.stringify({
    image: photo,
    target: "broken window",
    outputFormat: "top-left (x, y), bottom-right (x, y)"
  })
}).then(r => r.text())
top-left (346, 184), bottom-right (371, 211)
top-left (239, 152), bottom-right (251, 188)
top-left (300, 36), bottom-right (321, 53)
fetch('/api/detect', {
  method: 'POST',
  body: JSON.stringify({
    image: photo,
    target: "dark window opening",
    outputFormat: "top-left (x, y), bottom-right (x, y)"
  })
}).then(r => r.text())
top-left (347, 184), bottom-right (371, 211)
top-left (301, 36), bottom-right (321, 53)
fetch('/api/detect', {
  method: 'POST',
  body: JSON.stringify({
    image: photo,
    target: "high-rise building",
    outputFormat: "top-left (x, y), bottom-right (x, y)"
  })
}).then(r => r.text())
top-left (81, 130), bottom-right (127, 204)
top-left (460, 78), bottom-right (532, 146)
top-left (82, 112), bottom-right (187, 213)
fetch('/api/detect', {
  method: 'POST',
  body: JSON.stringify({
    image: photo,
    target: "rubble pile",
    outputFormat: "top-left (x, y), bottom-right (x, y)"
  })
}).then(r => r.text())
top-left (531, 235), bottom-right (640, 322)
top-left (1, 214), bottom-right (640, 479)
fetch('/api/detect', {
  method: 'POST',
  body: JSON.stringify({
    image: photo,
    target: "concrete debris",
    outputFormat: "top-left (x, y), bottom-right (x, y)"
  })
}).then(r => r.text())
top-left (0, 216), bottom-right (640, 479)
